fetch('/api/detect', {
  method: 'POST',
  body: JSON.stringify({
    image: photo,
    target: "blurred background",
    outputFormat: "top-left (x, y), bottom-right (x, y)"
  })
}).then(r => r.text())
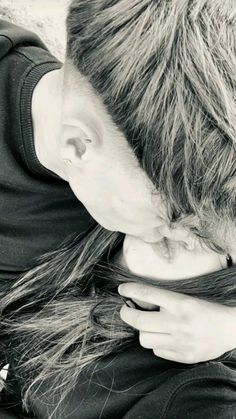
top-left (0, 0), bottom-right (70, 60)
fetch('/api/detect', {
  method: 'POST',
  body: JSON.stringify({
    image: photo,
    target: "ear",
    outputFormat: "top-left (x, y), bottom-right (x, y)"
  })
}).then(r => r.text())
top-left (60, 122), bottom-right (99, 166)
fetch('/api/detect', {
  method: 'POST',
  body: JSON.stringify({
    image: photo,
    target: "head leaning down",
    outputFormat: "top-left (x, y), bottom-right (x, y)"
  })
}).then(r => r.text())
top-left (60, 0), bottom-right (236, 257)
top-left (2, 2), bottom-right (236, 413)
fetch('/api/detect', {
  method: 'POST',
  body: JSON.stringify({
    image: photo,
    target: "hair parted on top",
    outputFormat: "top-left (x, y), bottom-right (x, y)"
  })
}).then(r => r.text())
top-left (67, 0), bottom-right (236, 252)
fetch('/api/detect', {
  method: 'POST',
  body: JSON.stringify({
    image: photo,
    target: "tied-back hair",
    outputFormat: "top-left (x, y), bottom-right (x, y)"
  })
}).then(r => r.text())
top-left (1, 1), bottom-right (236, 417)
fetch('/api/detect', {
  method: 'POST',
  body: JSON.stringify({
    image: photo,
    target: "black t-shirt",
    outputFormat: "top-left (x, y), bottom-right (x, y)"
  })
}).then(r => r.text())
top-left (0, 20), bottom-right (94, 281)
top-left (29, 345), bottom-right (236, 419)
top-left (2, 342), bottom-right (236, 418)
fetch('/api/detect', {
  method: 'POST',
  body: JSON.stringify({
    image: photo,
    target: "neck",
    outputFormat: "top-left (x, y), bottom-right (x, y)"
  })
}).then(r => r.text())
top-left (32, 67), bottom-right (68, 180)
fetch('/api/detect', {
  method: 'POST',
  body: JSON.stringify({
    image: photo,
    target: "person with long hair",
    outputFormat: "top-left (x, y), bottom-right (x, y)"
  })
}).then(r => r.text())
top-left (1, 0), bottom-right (236, 418)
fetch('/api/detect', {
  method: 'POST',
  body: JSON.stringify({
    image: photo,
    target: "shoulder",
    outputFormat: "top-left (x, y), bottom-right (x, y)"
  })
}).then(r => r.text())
top-left (0, 19), bottom-right (46, 59)
top-left (0, 19), bottom-right (60, 66)
top-left (123, 360), bottom-right (236, 419)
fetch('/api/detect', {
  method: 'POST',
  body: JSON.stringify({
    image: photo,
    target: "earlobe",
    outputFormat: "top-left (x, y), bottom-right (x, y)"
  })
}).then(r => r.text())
top-left (67, 137), bottom-right (87, 159)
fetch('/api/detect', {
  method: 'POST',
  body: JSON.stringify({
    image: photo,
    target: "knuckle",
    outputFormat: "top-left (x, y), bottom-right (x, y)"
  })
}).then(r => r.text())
top-left (169, 302), bottom-right (179, 314)
top-left (180, 300), bottom-right (193, 316)
top-left (175, 334), bottom-right (187, 348)
top-left (180, 299), bottom-right (198, 316)
top-left (179, 322), bottom-right (194, 338)
top-left (139, 286), bottom-right (151, 299)
top-left (176, 333), bottom-right (196, 351)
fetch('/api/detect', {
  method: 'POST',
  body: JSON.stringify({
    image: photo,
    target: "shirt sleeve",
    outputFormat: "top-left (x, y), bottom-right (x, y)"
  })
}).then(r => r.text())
top-left (0, 19), bottom-right (47, 59)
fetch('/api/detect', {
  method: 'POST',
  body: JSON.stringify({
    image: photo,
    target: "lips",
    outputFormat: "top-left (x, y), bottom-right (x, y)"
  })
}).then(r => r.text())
top-left (151, 237), bottom-right (179, 261)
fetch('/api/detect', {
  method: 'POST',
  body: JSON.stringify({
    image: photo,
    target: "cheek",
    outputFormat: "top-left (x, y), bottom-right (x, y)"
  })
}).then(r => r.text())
top-left (113, 184), bottom-right (160, 229)
top-left (67, 166), bottom-right (158, 234)
top-left (68, 165), bottom-right (106, 205)
top-left (122, 238), bottom-right (159, 277)
top-left (178, 252), bottom-right (222, 278)
top-left (122, 237), bottom-right (223, 281)
top-left (67, 173), bottom-right (133, 230)
top-left (158, 251), bottom-right (222, 280)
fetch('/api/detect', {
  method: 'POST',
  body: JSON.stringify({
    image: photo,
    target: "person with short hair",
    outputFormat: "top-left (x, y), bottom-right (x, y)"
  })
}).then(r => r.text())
top-left (0, 1), bottom-right (236, 418)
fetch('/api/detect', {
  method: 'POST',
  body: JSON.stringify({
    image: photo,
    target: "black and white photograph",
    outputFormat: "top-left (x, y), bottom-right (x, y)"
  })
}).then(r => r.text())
top-left (0, 0), bottom-right (236, 418)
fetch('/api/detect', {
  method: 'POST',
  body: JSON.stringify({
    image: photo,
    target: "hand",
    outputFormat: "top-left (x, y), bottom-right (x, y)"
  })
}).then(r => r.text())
top-left (118, 283), bottom-right (236, 364)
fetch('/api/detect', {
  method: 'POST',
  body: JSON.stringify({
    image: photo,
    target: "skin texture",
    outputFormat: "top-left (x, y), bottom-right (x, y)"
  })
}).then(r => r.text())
top-left (118, 282), bottom-right (236, 363)
top-left (121, 235), bottom-right (227, 281)
top-left (33, 66), bottom-right (167, 243)
top-left (31, 65), bottom-right (236, 363)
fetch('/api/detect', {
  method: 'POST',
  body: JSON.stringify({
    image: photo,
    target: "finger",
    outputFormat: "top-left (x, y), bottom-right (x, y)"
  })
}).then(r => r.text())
top-left (120, 305), bottom-right (175, 333)
top-left (118, 283), bottom-right (188, 313)
top-left (153, 348), bottom-right (183, 363)
top-left (139, 331), bottom-right (174, 350)
top-left (132, 297), bottom-right (159, 311)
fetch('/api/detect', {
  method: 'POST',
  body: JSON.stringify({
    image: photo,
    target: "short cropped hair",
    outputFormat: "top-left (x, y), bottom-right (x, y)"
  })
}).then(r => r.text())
top-left (66, 0), bottom-right (236, 252)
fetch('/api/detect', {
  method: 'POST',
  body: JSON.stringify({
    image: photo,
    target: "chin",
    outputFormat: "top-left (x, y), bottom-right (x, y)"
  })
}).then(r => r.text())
top-left (85, 208), bottom-right (137, 236)
top-left (101, 224), bottom-right (118, 232)
top-left (98, 221), bottom-right (135, 236)
top-left (77, 204), bottom-right (118, 232)
top-left (94, 218), bottom-right (121, 232)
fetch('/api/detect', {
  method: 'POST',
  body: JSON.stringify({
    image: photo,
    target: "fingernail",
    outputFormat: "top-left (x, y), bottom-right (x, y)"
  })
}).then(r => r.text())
top-left (118, 285), bottom-right (125, 295)
top-left (125, 300), bottom-right (136, 309)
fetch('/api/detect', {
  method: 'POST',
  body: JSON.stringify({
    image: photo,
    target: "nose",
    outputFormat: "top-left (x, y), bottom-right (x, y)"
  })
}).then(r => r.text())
top-left (157, 224), bottom-right (199, 249)
top-left (139, 225), bottom-right (166, 243)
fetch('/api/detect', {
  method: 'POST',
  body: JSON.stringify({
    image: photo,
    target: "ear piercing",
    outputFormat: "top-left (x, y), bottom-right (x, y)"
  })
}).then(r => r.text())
top-left (226, 254), bottom-right (233, 267)
top-left (63, 158), bottom-right (72, 165)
